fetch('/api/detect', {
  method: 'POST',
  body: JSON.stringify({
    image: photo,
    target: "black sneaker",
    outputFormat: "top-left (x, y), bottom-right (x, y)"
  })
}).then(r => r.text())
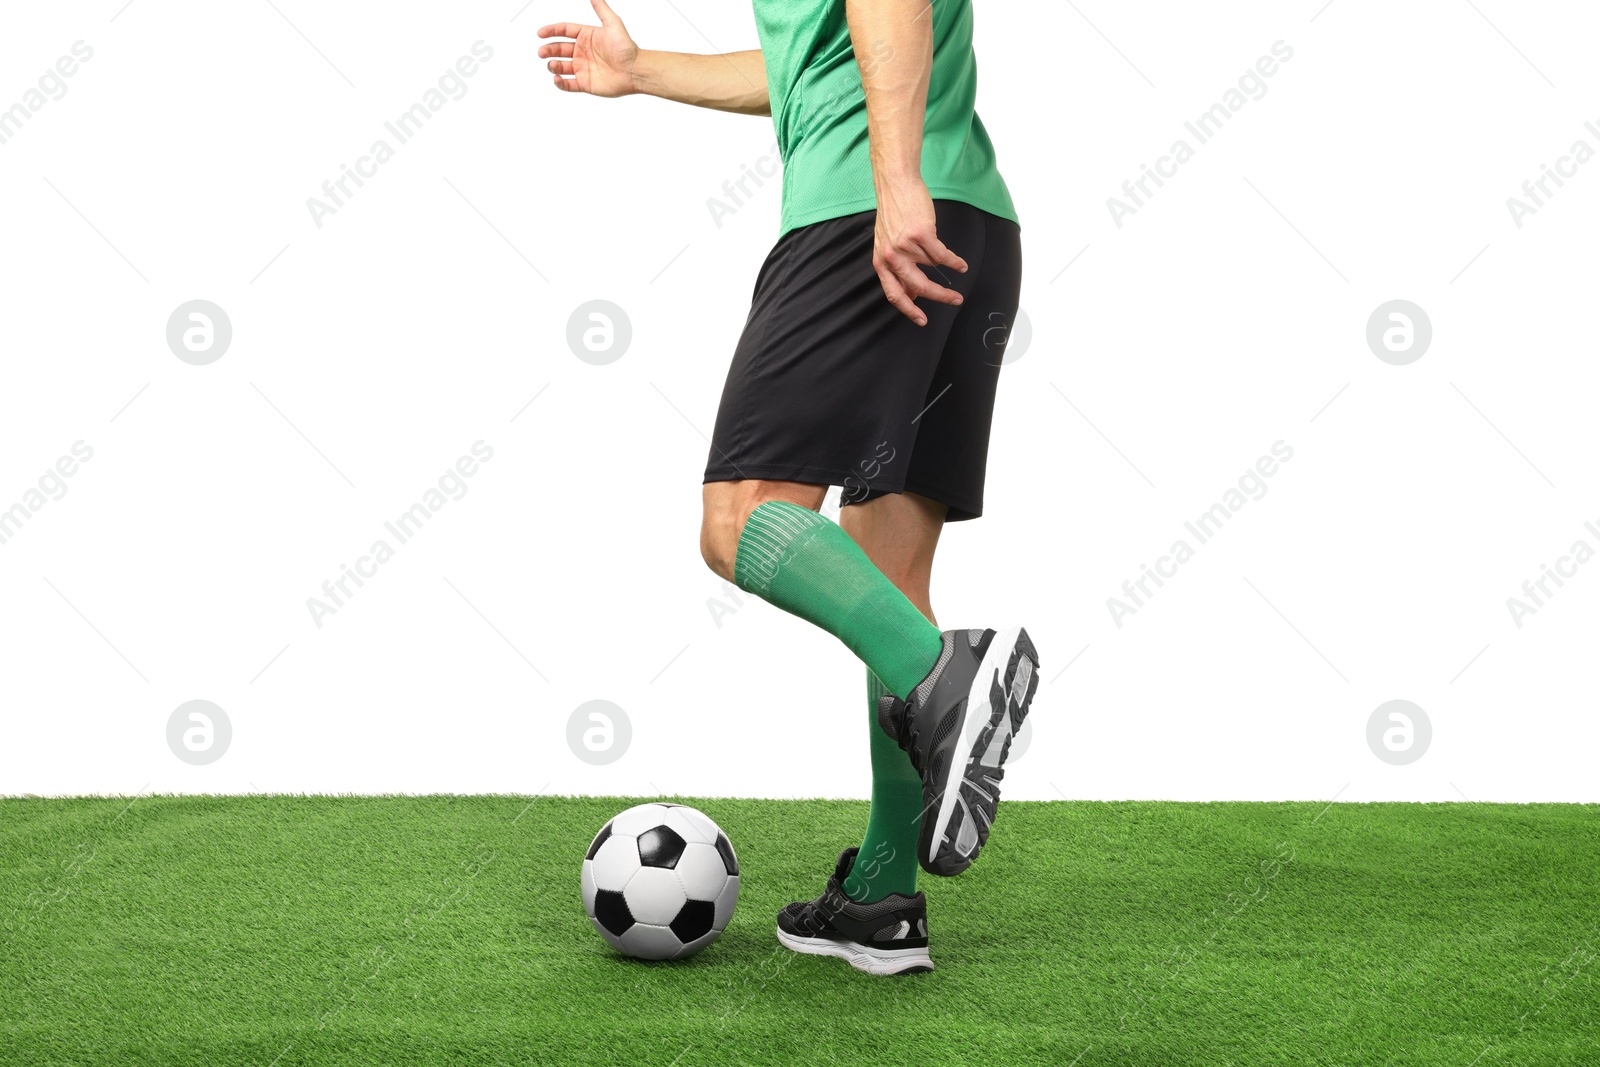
top-left (879, 627), bottom-right (1040, 877)
top-left (774, 848), bottom-right (933, 976)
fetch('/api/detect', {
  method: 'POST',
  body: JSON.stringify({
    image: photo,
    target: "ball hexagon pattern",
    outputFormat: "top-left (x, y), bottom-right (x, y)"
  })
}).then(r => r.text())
top-left (618, 922), bottom-right (681, 960)
top-left (624, 866), bottom-right (686, 926)
top-left (674, 841), bottom-right (731, 901)
top-left (581, 803), bottom-right (739, 960)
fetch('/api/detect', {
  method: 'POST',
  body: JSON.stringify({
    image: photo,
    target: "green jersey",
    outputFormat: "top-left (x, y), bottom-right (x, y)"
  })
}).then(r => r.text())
top-left (752, 0), bottom-right (1017, 236)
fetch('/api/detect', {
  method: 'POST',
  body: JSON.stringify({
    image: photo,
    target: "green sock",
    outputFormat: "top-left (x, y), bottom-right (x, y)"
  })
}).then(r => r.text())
top-left (843, 669), bottom-right (922, 902)
top-left (733, 500), bottom-right (943, 698)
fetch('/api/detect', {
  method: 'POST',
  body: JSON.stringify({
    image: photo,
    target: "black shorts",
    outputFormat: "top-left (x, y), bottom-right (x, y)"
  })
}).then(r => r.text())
top-left (703, 199), bottom-right (1022, 521)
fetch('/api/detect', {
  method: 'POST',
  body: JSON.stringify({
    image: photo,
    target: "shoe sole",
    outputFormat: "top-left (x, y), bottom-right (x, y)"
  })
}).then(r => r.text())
top-left (925, 626), bottom-right (1039, 876)
top-left (774, 927), bottom-right (934, 976)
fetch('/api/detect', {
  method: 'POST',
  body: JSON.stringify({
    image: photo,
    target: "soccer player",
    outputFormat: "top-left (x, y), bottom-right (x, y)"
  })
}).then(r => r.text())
top-left (541, 0), bottom-right (1036, 975)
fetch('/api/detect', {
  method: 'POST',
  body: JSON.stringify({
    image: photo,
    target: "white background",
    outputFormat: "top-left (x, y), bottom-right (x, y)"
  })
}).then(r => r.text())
top-left (1, 1), bottom-right (1596, 804)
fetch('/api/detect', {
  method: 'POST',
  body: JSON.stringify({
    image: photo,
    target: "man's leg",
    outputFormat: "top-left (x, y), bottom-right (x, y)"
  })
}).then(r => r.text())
top-left (837, 491), bottom-right (946, 903)
top-left (700, 479), bottom-right (944, 701)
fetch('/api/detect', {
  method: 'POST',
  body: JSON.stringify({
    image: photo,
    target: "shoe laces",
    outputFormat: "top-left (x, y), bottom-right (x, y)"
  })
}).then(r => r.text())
top-left (899, 710), bottom-right (925, 772)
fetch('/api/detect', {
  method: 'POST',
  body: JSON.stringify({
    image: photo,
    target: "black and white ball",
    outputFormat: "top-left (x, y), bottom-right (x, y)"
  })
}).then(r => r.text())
top-left (581, 802), bottom-right (739, 960)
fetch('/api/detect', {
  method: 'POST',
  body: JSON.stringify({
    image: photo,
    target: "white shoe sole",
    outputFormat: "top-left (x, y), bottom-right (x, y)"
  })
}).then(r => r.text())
top-left (927, 626), bottom-right (1029, 870)
top-left (774, 927), bottom-right (934, 976)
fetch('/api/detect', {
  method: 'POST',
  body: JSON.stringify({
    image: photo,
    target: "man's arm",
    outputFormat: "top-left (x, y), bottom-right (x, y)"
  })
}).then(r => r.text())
top-left (632, 51), bottom-right (768, 116)
top-left (539, 0), bottom-right (768, 116)
top-left (844, 0), bottom-right (967, 326)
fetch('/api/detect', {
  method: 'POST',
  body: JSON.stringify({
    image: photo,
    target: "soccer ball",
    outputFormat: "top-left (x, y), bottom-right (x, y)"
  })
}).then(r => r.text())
top-left (581, 802), bottom-right (740, 960)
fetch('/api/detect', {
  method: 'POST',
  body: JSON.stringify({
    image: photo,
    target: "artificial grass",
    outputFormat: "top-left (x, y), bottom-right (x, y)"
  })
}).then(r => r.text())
top-left (1, 797), bottom-right (1596, 1066)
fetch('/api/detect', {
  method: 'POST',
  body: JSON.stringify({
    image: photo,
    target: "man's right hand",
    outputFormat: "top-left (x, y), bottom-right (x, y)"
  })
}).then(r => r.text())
top-left (872, 176), bottom-right (967, 327)
top-left (538, 0), bottom-right (640, 97)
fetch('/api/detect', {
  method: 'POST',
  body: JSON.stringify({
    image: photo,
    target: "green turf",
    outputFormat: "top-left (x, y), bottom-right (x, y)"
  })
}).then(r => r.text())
top-left (1, 797), bottom-right (1597, 1066)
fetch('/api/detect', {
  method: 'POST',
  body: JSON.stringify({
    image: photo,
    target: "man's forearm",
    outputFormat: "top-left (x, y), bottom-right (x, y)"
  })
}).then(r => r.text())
top-left (631, 50), bottom-right (769, 116)
top-left (844, 0), bottom-right (934, 191)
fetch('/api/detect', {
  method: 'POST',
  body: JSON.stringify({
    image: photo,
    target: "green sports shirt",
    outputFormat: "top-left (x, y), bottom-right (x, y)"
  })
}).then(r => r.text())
top-left (752, 0), bottom-right (1017, 236)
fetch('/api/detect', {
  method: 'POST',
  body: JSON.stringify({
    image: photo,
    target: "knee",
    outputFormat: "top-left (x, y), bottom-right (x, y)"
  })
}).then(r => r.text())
top-left (700, 487), bottom-right (744, 583)
top-left (700, 480), bottom-right (828, 584)
top-left (699, 511), bottom-right (738, 583)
